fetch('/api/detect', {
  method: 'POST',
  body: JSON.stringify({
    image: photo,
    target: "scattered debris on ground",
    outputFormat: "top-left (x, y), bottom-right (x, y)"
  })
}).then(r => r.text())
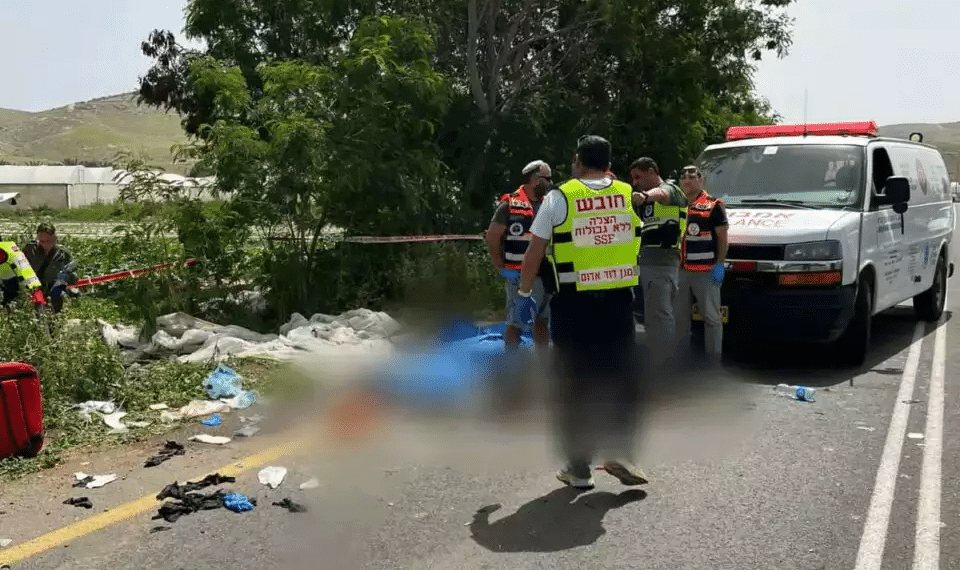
top-left (273, 498), bottom-right (307, 513)
top-left (64, 497), bottom-right (93, 509)
top-left (75, 401), bottom-right (116, 420)
top-left (258, 466), bottom-right (287, 489)
top-left (73, 472), bottom-right (118, 489)
top-left (149, 526), bottom-right (171, 534)
top-left (156, 474), bottom-right (236, 501)
top-left (0, 538), bottom-right (12, 548)
top-left (154, 489), bottom-right (230, 523)
top-left (99, 308), bottom-right (400, 363)
top-left (224, 493), bottom-right (256, 513)
top-left (189, 434), bottom-right (231, 445)
top-left (198, 414), bottom-right (222, 427)
top-left (299, 478), bottom-right (320, 490)
top-left (234, 425), bottom-right (260, 438)
top-left (144, 441), bottom-right (186, 468)
top-left (153, 474), bottom-right (245, 523)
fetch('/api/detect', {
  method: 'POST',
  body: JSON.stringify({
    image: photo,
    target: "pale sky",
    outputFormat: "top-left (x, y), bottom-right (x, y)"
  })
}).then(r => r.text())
top-left (1, 0), bottom-right (959, 127)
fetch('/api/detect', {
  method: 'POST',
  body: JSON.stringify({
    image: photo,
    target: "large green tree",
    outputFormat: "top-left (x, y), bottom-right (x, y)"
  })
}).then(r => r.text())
top-left (140, 0), bottom-right (794, 209)
top-left (136, 0), bottom-right (795, 319)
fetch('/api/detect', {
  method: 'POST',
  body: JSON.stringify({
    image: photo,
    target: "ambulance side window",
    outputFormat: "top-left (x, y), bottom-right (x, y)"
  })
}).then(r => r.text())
top-left (870, 147), bottom-right (895, 211)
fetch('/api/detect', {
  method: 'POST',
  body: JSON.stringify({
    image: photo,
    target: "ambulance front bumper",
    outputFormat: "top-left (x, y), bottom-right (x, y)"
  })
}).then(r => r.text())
top-left (720, 259), bottom-right (855, 343)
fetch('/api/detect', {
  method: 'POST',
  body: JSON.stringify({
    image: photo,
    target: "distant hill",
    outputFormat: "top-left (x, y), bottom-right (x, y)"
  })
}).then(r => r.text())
top-left (877, 122), bottom-right (960, 179)
top-left (1, 92), bottom-right (959, 179)
top-left (0, 93), bottom-right (190, 175)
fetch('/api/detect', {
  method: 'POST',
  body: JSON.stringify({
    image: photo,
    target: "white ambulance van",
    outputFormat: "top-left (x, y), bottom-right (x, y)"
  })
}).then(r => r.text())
top-left (695, 121), bottom-right (955, 365)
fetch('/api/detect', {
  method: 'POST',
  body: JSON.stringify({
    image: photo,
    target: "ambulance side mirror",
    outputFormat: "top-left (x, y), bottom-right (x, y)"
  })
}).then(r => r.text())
top-left (877, 176), bottom-right (910, 213)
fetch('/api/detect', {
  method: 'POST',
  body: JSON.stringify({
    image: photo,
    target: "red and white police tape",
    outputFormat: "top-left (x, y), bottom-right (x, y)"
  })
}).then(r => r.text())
top-left (72, 258), bottom-right (198, 288)
top-left (71, 234), bottom-right (484, 287)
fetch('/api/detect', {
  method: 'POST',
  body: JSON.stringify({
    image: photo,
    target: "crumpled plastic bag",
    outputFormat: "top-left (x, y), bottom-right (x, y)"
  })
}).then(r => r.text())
top-left (258, 466), bottom-right (287, 489)
top-left (204, 364), bottom-right (243, 399)
top-left (222, 390), bottom-right (257, 410)
top-left (75, 401), bottom-right (116, 421)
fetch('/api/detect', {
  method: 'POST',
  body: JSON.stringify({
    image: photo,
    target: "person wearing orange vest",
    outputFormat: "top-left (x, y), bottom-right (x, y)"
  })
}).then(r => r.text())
top-left (674, 165), bottom-right (728, 367)
top-left (484, 160), bottom-right (553, 349)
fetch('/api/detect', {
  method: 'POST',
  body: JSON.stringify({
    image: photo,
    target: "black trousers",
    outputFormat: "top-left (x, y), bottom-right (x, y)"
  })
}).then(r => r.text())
top-left (548, 288), bottom-right (644, 477)
top-left (1, 278), bottom-right (18, 306)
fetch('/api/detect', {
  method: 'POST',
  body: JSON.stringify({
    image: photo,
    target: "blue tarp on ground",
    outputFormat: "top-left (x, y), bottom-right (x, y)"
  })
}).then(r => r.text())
top-left (376, 319), bottom-right (533, 407)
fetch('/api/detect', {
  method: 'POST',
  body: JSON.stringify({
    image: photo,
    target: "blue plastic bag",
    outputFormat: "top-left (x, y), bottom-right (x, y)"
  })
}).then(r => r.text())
top-left (204, 365), bottom-right (242, 399)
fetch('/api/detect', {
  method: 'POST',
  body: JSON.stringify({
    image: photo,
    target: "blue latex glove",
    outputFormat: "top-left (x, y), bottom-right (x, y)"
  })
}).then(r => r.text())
top-left (513, 293), bottom-right (538, 325)
top-left (499, 268), bottom-right (521, 283)
top-left (199, 414), bottom-right (222, 427)
top-left (710, 263), bottom-right (725, 285)
top-left (56, 270), bottom-right (69, 283)
top-left (223, 493), bottom-right (255, 513)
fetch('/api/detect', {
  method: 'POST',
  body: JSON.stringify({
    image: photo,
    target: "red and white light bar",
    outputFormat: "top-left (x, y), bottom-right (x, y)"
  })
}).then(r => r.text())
top-left (725, 121), bottom-right (878, 141)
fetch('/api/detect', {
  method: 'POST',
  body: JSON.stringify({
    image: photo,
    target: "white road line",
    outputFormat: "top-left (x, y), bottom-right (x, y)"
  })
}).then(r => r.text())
top-left (854, 321), bottom-right (926, 570)
top-left (913, 317), bottom-right (946, 570)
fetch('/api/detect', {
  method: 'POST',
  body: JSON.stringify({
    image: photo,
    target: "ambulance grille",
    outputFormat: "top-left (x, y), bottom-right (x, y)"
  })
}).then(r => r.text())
top-left (727, 244), bottom-right (785, 261)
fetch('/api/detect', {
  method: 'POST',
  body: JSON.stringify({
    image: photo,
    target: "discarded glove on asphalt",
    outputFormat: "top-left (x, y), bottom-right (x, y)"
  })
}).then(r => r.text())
top-left (224, 493), bottom-right (256, 513)
top-left (272, 498), bottom-right (307, 513)
top-left (144, 441), bottom-right (186, 468)
top-left (156, 474), bottom-right (236, 501)
top-left (64, 497), bottom-right (93, 509)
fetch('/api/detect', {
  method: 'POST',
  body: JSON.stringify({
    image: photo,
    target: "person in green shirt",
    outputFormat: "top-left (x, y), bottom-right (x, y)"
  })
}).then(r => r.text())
top-left (22, 223), bottom-right (77, 314)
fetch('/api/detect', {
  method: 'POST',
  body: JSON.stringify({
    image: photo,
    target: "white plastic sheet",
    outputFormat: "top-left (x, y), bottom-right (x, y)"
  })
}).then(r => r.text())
top-left (101, 307), bottom-right (401, 364)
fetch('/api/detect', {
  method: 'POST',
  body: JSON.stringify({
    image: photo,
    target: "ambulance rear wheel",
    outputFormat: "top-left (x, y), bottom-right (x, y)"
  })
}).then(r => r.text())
top-left (835, 279), bottom-right (872, 367)
top-left (914, 253), bottom-right (946, 322)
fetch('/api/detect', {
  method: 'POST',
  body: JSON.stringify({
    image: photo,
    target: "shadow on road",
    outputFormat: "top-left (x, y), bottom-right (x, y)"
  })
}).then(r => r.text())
top-left (721, 307), bottom-right (952, 389)
top-left (469, 486), bottom-right (646, 553)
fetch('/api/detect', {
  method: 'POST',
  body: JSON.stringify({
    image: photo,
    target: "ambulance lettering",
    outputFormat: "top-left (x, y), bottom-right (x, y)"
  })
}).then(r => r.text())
top-left (728, 211), bottom-right (797, 228)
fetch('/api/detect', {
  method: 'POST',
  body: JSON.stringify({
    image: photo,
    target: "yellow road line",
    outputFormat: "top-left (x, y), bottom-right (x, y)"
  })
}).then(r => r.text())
top-left (0, 436), bottom-right (308, 566)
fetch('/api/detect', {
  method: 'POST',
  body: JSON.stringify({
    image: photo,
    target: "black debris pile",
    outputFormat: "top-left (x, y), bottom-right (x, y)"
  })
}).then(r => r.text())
top-left (144, 441), bottom-right (186, 468)
top-left (150, 526), bottom-right (171, 533)
top-left (272, 498), bottom-right (307, 513)
top-left (64, 497), bottom-right (93, 509)
top-left (153, 490), bottom-right (238, 523)
top-left (152, 474), bottom-right (246, 523)
top-left (156, 474), bottom-right (236, 501)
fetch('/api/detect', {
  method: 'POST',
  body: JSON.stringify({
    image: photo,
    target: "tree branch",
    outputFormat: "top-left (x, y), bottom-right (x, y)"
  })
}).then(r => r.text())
top-left (466, 0), bottom-right (491, 118)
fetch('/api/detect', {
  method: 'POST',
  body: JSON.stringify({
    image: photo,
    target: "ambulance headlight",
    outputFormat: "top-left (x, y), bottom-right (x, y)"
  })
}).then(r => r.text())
top-left (783, 240), bottom-right (842, 261)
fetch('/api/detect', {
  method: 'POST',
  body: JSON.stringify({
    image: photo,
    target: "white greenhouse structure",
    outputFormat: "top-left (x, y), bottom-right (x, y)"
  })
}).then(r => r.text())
top-left (0, 166), bottom-right (216, 209)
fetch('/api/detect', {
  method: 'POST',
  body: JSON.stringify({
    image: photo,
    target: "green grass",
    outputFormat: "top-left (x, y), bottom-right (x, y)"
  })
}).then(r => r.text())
top-left (0, 285), bottom-right (293, 481)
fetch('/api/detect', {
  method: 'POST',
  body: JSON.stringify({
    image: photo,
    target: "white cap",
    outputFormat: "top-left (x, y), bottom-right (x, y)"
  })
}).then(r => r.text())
top-left (521, 160), bottom-right (550, 176)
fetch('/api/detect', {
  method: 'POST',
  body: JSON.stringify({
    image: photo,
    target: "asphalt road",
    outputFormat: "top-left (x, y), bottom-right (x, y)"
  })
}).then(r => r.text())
top-left (2, 237), bottom-right (960, 569)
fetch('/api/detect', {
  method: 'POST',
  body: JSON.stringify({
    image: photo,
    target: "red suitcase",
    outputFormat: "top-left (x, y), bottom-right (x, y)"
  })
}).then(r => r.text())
top-left (0, 362), bottom-right (44, 460)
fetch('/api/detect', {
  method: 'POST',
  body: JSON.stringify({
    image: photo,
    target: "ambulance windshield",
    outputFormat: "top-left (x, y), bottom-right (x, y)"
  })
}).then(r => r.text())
top-left (697, 144), bottom-right (865, 208)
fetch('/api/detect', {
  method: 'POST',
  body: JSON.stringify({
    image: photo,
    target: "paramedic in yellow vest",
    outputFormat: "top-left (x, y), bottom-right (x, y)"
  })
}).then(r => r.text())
top-left (514, 135), bottom-right (648, 490)
top-left (630, 157), bottom-right (688, 372)
top-left (484, 160), bottom-right (553, 349)
top-left (673, 165), bottom-right (729, 368)
top-left (0, 238), bottom-right (47, 310)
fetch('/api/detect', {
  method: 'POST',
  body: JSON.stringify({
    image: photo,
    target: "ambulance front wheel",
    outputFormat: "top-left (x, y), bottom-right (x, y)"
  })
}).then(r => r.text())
top-left (834, 278), bottom-right (872, 367)
top-left (913, 252), bottom-right (946, 322)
